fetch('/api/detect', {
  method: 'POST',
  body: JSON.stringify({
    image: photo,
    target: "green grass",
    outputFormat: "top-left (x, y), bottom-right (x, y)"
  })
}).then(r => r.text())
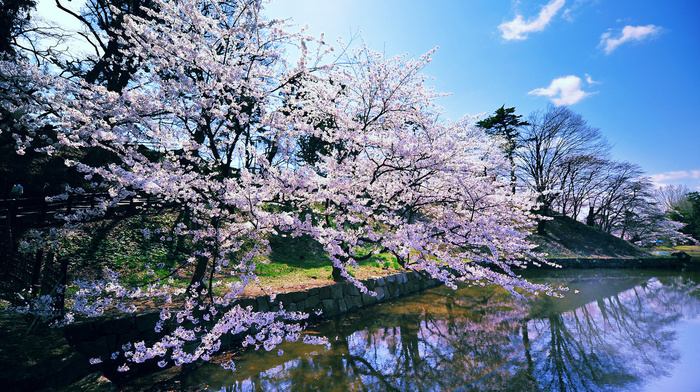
top-left (235, 234), bottom-right (400, 293)
top-left (529, 215), bottom-right (649, 258)
top-left (653, 245), bottom-right (700, 258)
top-left (25, 211), bottom-right (666, 301)
top-left (42, 212), bottom-right (400, 297)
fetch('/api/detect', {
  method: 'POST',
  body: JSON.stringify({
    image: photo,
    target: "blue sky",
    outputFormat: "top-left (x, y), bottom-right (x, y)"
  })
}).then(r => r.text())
top-left (265, 0), bottom-right (700, 191)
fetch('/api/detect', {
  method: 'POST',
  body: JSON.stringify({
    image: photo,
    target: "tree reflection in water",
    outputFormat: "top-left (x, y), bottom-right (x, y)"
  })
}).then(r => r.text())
top-left (173, 271), bottom-right (700, 392)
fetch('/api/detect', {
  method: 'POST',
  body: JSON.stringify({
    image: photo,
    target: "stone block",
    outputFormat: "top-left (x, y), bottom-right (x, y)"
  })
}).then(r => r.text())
top-left (338, 298), bottom-right (348, 313)
top-left (350, 295), bottom-right (363, 309)
top-left (321, 299), bottom-right (339, 317)
top-left (318, 285), bottom-right (332, 300)
top-left (134, 312), bottom-right (160, 332)
top-left (304, 295), bottom-right (320, 310)
top-left (387, 282), bottom-right (398, 297)
top-left (292, 291), bottom-right (308, 303)
top-left (140, 327), bottom-right (162, 343)
top-left (106, 334), bottom-right (121, 353)
top-left (76, 336), bottom-right (109, 358)
top-left (276, 292), bottom-right (294, 304)
top-left (308, 287), bottom-right (320, 297)
top-left (345, 296), bottom-right (357, 311)
top-left (64, 321), bottom-right (98, 345)
top-left (52, 352), bottom-right (91, 390)
top-left (256, 296), bottom-right (270, 313)
top-left (362, 293), bottom-right (378, 306)
top-left (237, 298), bottom-right (257, 311)
top-left (331, 284), bottom-right (344, 300)
top-left (375, 286), bottom-right (385, 301)
top-left (347, 285), bottom-right (360, 297)
top-left (100, 317), bottom-right (133, 335)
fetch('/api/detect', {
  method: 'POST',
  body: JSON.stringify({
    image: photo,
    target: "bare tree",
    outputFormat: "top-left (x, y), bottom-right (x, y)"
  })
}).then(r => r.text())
top-left (585, 161), bottom-right (645, 232)
top-left (656, 184), bottom-right (692, 212)
top-left (553, 154), bottom-right (609, 219)
top-left (50, 0), bottom-right (158, 91)
top-left (517, 105), bottom-right (610, 233)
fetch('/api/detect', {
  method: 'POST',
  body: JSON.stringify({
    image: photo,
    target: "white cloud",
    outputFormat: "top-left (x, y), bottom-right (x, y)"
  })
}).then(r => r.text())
top-left (649, 170), bottom-right (700, 191)
top-left (562, 8), bottom-right (572, 22)
top-left (600, 24), bottom-right (662, 54)
top-left (499, 0), bottom-right (566, 40)
top-left (585, 73), bottom-right (600, 85)
top-left (649, 170), bottom-right (700, 183)
top-left (528, 75), bottom-right (591, 106)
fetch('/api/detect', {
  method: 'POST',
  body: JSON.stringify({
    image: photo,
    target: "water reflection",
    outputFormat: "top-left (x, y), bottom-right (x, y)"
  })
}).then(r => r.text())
top-left (169, 270), bottom-right (700, 392)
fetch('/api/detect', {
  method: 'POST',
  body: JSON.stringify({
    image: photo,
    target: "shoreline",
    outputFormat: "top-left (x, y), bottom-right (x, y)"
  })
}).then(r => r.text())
top-left (6, 255), bottom-right (698, 391)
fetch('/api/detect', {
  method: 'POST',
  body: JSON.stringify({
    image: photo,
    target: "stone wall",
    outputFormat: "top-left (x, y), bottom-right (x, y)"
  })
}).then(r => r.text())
top-left (62, 270), bottom-right (442, 381)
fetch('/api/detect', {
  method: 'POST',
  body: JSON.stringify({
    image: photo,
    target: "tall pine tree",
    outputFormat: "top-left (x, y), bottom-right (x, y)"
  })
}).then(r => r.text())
top-left (476, 105), bottom-right (529, 194)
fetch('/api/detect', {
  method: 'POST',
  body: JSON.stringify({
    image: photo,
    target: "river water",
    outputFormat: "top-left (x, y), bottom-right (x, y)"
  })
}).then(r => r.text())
top-left (159, 269), bottom-right (700, 391)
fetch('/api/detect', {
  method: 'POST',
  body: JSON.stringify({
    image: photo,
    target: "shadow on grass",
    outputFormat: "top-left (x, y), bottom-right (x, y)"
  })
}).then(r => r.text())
top-left (268, 234), bottom-right (330, 269)
top-left (263, 234), bottom-right (397, 279)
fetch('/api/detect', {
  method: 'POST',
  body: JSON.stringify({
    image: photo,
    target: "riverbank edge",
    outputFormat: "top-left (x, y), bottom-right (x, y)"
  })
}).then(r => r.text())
top-left (15, 256), bottom-right (693, 391)
top-left (20, 270), bottom-right (442, 391)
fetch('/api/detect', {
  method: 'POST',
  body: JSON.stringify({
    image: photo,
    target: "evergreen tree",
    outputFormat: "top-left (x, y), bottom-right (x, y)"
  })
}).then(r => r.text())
top-left (670, 191), bottom-right (700, 241)
top-left (476, 105), bottom-right (529, 194)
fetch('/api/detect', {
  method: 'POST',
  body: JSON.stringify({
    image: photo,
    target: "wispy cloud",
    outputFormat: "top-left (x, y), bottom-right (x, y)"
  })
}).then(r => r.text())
top-left (529, 75), bottom-right (592, 106)
top-left (650, 170), bottom-right (700, 191)
top-left (600, 24), bottom-right (662, 54)
top-left (585, 73), bottom-right (600, 85)
top-left (649, 170), bottom-right (700, 183)
top-left (499, 0), bottom-right (566, 40)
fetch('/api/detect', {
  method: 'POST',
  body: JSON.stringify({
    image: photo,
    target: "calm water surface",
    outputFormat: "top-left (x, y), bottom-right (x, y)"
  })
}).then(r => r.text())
top-left (172, 269), bottom-right (700, 391)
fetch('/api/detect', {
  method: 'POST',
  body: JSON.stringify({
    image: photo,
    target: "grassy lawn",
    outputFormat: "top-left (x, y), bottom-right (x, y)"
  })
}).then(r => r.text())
top-left (233, 234), bottom-right (400, 296)
top-left (653, 245), bottom-right (700, 258)
top-left (48, 211), bottom-right (402, 299)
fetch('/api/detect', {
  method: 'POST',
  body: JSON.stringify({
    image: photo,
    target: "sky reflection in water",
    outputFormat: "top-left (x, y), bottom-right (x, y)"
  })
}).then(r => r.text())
top-left (177, 270), bottom-right (700, 392)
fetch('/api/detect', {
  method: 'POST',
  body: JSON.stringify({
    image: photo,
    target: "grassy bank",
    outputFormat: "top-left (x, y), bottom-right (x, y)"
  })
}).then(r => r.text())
top-left (528, 215), bottom-right (650, 258)
top-left (652, 245), bottom-right (700, 259)
top-left (19, 211), bottom-right (401, 299)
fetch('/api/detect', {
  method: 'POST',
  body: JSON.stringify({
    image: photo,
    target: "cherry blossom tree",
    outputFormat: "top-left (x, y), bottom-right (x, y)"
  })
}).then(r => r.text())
top-left (2, 0), bottom-right (556, 372)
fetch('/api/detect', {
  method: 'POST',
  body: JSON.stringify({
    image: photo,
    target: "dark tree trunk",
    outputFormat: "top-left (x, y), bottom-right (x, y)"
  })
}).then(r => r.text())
top-left (586, 206), bottom-right (595, 226)
top-left (332, 266), bottom-right (346, 282)
top-left (188, 255), bottom-right (209, 295)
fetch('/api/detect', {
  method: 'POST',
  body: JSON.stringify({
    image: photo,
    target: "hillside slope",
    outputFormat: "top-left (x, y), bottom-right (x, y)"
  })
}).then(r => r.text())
top-left (529, 215), bottom-right (650, 258)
